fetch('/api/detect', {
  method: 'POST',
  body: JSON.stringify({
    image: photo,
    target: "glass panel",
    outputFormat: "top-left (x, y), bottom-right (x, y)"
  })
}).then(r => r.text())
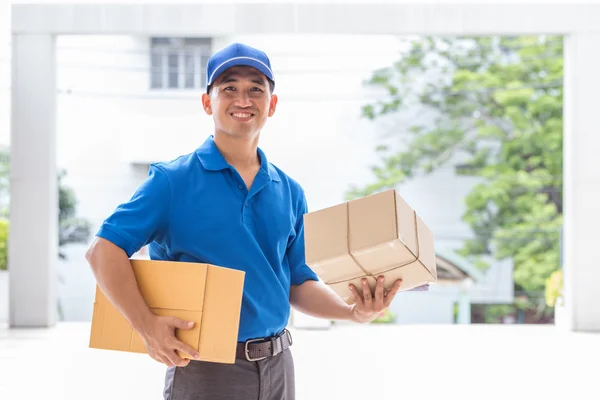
top-left (199, 55), bottom-right (208, 89)
top-left (150, 53), bottom-right (163, 89)
top-left (184, 38), bottom-right (211, 47)
top-left (184, 52), bottom-right (195, 89)
top-left (168, 52), bottom-right (179, 88)
top-left (151, 37), bottom-right (171, 46)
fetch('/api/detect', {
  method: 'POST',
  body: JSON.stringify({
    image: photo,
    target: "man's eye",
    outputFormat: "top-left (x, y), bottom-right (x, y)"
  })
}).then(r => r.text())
top-left (251, 87), bottom-right (263, 92)
top-left (224, 86), bottom-right (235, 91)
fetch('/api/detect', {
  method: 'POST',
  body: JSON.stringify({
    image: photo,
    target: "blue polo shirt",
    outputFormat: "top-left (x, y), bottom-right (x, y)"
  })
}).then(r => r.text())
top-left (96, 135), bottom-right (319, 341)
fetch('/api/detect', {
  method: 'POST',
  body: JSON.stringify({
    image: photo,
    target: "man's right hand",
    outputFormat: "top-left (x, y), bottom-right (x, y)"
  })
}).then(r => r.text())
top-left (139, 315), bottom-right (200, 367)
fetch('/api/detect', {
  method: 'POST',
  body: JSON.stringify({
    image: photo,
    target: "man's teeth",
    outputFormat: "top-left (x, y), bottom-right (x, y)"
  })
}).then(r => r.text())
top-left (232, 113), bottom-right (252, 118)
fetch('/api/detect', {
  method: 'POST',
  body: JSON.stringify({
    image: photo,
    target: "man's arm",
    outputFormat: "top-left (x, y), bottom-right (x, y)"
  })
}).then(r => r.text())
top-left (290, 276), bottom-right (403, 324)
top-left (86, 237), bottom-right (200, 366)
top-left (86, 165), bottom-right (200, 367)
top-left (289, 280), bottom-right (354, 321)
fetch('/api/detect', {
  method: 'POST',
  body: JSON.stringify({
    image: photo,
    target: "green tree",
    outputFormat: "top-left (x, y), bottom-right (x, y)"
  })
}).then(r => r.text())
top-left (348, 36), bottom-right (563, 305)
top-left (0, 149), bottom-right (91, 270)
top-left (0, 219), bottom-right (7, 271)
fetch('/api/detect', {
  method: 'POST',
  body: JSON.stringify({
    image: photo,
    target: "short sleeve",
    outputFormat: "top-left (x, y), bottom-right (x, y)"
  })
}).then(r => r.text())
top-left (96, 164), bottom-right (170, 257)
top-left (286, 192), bottom-right (319, 286)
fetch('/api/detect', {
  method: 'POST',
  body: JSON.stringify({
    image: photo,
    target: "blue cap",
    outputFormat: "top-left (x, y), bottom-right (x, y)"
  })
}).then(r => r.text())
top-left (206, 42), bottom-right (274, 90)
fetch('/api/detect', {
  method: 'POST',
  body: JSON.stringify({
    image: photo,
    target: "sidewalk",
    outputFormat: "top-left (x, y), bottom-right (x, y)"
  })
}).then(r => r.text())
top-left (0, 322), bottom-right (597, 400)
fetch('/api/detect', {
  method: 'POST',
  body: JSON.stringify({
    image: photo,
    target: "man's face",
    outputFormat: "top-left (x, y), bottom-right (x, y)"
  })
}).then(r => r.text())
top-left (201, 66), bottom-right (278, 139)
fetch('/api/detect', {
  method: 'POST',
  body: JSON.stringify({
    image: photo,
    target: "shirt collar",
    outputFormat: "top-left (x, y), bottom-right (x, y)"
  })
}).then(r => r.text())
top-left (196, 135), bottom-right (281, 182)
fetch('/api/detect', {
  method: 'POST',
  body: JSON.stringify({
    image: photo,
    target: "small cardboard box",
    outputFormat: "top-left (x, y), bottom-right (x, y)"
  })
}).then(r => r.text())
top-left (304, 189), bottom-right (436, 303)
top-left (89, 259), bottom-right (245, 364)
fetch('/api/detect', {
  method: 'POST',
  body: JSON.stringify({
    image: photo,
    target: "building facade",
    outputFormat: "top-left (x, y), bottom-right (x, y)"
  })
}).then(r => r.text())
top-left (1, 28), bottom-right (513, 324)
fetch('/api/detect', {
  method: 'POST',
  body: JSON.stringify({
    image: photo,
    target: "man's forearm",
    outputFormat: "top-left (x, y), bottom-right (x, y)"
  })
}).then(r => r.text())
top-left (85, 237), bottom-right (155, 335)
top-left (289, 280), bottom-right (356, 322)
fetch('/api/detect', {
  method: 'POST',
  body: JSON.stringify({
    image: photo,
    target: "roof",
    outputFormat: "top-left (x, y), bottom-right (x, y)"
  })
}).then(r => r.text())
top-left (435, 248), bottom-right (486, 283)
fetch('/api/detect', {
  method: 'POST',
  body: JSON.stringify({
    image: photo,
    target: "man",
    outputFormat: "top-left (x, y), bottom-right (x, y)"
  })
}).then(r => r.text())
top-left (85, 42), bottom-right (403, 400)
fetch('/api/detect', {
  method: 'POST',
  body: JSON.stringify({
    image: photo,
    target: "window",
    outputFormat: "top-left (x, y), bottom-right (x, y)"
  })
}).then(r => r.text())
top-left (150, 38), bottom-right (211, 90)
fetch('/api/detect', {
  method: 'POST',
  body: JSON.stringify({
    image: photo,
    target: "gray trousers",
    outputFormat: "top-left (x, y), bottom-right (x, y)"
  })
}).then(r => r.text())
top-left (163, 348), bottom-right (295, 400)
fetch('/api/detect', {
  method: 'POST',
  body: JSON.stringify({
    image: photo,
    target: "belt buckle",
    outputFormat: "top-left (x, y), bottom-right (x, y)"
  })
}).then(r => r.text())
top-left (244, 338), bottom-right (269, 362)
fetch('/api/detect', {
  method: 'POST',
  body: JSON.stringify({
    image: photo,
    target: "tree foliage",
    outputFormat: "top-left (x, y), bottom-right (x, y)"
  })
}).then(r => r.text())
top-left (347, 36), bottom-right (563, 295)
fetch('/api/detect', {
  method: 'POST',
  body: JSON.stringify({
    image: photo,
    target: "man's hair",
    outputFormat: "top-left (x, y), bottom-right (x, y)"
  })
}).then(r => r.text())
top-left (207, 77), bottom-right (275, 95)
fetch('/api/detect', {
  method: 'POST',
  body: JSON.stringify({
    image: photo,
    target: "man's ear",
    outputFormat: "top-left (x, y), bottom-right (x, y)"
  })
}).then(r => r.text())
top-left (268, 94), bottom-right (278, 117)
top-left (201, 93), bottom-right (212, 115)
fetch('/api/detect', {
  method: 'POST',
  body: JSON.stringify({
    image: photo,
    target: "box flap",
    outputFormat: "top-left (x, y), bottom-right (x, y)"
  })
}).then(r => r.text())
top-left (89, 260), bottom-right (209, 359)
top-left (304, 202), bottom-right (367, 282)
top-left (96, 293), bottom-right (137, 350)
top-left (348, 190), bottom-right (418, 274)
top-left (131, 259), bottom-right (208, 311)
top-left (304, 203), bottom-right (350, 264)
top-left (309, 254), bottom-right (367, 283)
top-left (348, 189), bottom-right (398, 252)
top-left (372, 212), bottom-right (437, 282)
top-left (394, 191), bottom-right (419, 257)
top-left (198, 264), bottom-right (245, 364)
top-left (378, 260), bottom-right (437, 291)
top-left (89, 286), bottom-right (106, 349)
top-left (415, 213), bottom-right (437, 279)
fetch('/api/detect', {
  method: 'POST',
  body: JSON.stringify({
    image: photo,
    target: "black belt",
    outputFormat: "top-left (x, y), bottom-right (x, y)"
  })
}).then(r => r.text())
top-left (236, 329), bottom-right (293, 362)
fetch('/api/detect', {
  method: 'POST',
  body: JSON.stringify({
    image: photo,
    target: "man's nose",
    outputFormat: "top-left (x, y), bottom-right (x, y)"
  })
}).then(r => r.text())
top-left (233, 91), bottom-right (252, 108)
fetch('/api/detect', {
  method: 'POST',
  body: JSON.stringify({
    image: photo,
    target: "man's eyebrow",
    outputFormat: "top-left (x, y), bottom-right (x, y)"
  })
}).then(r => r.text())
top-left (218, 75), bottom-right (266, 87)
top-left (219, 75), bottom-right (237, 84)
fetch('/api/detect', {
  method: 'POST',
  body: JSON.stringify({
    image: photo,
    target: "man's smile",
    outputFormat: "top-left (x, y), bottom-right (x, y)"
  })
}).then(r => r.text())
top-left (230, 112), bottom-right (255, 122)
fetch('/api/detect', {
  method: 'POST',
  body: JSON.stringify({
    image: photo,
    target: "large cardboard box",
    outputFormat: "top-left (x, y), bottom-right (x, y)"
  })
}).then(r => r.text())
top-left (304, 189), bottom-right (436, 303)
top-left (89, 259), bottom-right (245, 364)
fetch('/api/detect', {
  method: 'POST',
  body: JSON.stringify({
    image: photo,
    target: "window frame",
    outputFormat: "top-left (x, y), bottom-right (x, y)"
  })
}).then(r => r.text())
top-left (150, 37), bottom-right (211, 91)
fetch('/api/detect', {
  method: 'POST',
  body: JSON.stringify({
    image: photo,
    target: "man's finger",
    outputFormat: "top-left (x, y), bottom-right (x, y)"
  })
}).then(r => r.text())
top-left (173, 339), bottom-right (201, 360)
top-left (169, 317), bottom-right (195, 330)
top-left (384, 279), bottom-right (403, 307)
top-left (348, 284), bottom-right (363, 306)
top-left (165, 350), bottom-right (188, 368)
top-left (374, 276), bottom-right (385, 309)
top-left (159, 355), bottom-right (174, 368)
top-left (361, 278), bottom-right (373, 308)
top-left (149, 353), bottom-right (163, 365)
top-left (178, 358), bottom-right (191, 367)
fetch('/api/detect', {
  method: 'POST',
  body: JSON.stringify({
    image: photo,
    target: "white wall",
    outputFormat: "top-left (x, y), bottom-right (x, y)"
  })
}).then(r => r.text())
top-left (0, 32), bottom-right (504, 321)
top-left (0, 3), bottom-right (10, 147)
top-left (0, 271), bottom-right (7, 324)
top-left (391, 289), bottom-right (457, 324)
top-left (50, 33), bottom-right (407, 320)
top-left (0, 5), bottom-right (10, 325)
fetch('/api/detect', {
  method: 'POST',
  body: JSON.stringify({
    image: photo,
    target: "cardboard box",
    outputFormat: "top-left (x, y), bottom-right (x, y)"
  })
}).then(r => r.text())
top-left (304, 189), bottom-right (436, 303)
top-left (89, 259), bottom-right (245, 364)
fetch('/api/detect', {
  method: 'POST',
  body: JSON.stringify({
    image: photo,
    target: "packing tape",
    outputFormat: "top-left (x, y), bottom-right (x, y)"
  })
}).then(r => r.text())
top-left (325, 201), bottom-right (421, 286)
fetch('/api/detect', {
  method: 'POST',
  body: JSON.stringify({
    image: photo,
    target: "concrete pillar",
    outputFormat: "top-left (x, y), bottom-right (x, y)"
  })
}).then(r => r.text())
top-left (9, 34), bottom-right (58, 327)
top-left (563, 32), bottom-right (600, 332)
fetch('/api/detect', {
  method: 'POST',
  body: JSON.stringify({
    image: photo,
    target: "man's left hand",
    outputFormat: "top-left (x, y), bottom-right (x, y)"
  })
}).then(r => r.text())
top-left (348, 276), bottom-right (402, 324)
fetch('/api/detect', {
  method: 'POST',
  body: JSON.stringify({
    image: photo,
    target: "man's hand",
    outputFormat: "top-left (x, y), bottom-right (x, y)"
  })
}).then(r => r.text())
top-left (139, 315), bottom-right (200, 367)
top-left (348, 276), bottom-right (402, 324)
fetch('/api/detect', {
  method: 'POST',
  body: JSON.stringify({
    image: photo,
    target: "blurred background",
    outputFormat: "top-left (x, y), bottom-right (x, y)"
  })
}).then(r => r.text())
top-left (0, 18), bottom-right (563, 329)
top-left (1, 2), bottom-right (597, 400)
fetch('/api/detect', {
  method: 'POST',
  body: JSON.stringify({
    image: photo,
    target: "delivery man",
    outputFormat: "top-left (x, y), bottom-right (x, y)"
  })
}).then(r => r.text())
top-left (85, 42), bottom-right (403, 400)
